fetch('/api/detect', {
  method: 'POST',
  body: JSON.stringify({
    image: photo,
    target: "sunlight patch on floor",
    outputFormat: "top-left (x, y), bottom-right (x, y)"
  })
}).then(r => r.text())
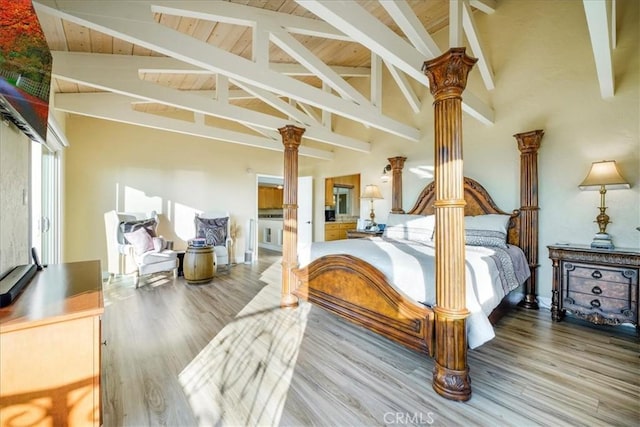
top-left (179, 259), bottom-right (310, 426)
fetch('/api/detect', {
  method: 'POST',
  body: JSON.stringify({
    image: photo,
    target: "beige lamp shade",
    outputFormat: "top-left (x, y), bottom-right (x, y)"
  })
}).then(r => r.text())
top-left (361, 184), bottom-right (383, 199)
top-left (579, 160), bottom-right (630, 190)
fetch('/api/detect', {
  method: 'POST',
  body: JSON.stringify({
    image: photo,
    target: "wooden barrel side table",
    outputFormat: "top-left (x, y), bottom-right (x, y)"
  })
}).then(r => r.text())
top-left (183, 246), bottom-right (216, 284)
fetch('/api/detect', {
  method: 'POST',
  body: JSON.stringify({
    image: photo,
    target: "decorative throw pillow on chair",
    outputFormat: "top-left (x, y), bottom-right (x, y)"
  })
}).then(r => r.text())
top-left (120, 218), bottom-right (157, 237)
top-left (194, 217), bottom-right (228, 246)
top-left (124, 227), bottom-right (155, 255)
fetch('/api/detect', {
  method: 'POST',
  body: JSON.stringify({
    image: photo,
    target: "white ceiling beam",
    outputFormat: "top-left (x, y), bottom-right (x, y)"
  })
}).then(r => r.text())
top-left (55, 92), bottom-right (333, 160)
top-left (321, 83), bottom-right (331, 128)
top-left (216, 74), bottom-right (228, 103)
top-left (469, 0), bottom-right (497, 14)
top-left (296, 102), bottom-right (322, 124)
top-left (296, 0), bottom-right (494, 125)
top-left (462, 0), bottom-right (495, 90)
top-left (52, 52), bottom-right (287, 130)
top-left (52, 51), bottom-right (370, 152)
top-left (379, 0), bottom-right (441, 58)
top-left (35, 0), bottom-right (419, 141)
top-left (449, 0), bottom-right (464, 48)
top-left (371, 53), bottom-right (382, 112)
top-left (134, 57), bottom-right (371, 77)
top-left (253, 22), bottom-right (270, 66)
top-left (583, 0), bottom-right (614, 99)
top-left (229, 79), bottom-right (370, 152)
top-left (297, 0), bottom-right (429, 87)
top-left (268, 25), bottom-right (370, 105)
top-left (384, 61), bottom-right (421, 114)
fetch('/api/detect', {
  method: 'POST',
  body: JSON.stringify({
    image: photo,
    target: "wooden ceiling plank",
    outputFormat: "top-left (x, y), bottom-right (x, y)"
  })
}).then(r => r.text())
top-left (36, 1), bottom-right (419, 140)
top-left (379, 0), bottom-right (441, 58)
top-left (462, 0), bottom-right (495, 90)
top-left (62, 20), bottom-right (92, 52)
top-left (151, 1), bottom-right (351, 41)
top-left (89, 28), bottom-right (113, 54)
top-left (583, 0), bottom-right (614, 99)
top-left (54, 92), bottom-right (333, 159)
top-left (37, 12), bottom-right (69, 51)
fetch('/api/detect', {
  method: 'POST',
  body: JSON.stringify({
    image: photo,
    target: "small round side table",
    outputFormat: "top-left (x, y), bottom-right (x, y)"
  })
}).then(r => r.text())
top-left (183, 246), bottom-right (216, 284)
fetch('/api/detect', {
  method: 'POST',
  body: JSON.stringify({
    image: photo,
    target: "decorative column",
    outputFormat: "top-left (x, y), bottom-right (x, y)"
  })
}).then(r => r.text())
top-left (422, 47), bottom-right (477, 402)
top-left (388, 156), bottom-right (407, 213)
top-left (279, 125), bottom-right (305, 308)
top-left (514, 130), bottom-right (543, 310)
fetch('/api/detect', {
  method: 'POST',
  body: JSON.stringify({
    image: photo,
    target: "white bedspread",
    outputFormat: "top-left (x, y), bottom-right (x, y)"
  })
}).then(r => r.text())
top-left (298, 237), bottom-right (530, 349)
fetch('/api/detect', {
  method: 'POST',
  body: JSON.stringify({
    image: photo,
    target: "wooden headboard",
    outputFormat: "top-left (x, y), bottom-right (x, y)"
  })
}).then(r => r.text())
top-left (407, 177), bottom-right (521, 246)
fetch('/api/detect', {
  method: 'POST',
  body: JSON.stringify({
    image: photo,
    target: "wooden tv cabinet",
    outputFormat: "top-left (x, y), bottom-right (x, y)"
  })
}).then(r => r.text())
top-left (0, 260), bottom-right (104, 426)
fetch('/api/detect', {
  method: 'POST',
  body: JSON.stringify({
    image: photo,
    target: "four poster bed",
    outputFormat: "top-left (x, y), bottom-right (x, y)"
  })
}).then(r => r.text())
top-left (277, 48), bottom-right (543, 402)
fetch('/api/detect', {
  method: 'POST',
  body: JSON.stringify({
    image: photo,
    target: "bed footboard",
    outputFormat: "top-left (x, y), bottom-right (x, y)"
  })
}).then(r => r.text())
top-left (293, 254), bottom-right (434, 356)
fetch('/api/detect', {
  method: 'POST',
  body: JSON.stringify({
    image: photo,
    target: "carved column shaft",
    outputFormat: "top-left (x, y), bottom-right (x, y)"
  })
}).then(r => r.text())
top-left (388, 156), bottom-right (407, 213)
top-left (423, 47), bottom-right (477, 402)
top-left (514, 130), bottom-right (543, 310)
top-left (279, 125), bottom-right (305, 308)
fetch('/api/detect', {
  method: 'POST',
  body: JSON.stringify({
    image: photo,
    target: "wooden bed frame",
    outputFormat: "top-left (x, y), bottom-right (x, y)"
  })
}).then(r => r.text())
top-left (276, 48), bottom-right (543, 402)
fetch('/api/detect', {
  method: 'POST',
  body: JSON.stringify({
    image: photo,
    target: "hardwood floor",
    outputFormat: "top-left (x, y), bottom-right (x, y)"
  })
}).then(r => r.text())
top-left (102, 250), bottom-right (639, 426)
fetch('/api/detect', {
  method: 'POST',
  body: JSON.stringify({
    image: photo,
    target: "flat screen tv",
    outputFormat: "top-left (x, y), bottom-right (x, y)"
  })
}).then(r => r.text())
top-left (0, 0), bottom-right (52, 145)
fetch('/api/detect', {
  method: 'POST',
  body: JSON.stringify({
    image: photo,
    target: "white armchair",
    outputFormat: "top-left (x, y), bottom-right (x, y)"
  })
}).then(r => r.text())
top-left (104, 210), bottom-right (178, 287)
top-left (194, 211), bottom-right (233, 271)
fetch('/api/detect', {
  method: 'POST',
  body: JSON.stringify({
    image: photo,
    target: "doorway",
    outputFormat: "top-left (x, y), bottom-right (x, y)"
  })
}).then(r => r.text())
top-left (254, 175), bottom-right (313, 261)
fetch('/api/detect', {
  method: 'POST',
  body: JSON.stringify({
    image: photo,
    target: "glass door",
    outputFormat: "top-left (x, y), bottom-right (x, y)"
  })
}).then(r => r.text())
top-left (31, 141), bottom-right (61, 264)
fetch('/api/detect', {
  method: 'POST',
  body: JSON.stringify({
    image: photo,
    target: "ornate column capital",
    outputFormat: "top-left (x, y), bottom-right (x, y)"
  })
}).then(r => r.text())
top-left (514, 129), bottom-right (543, 154)
top-left (278, 125), bottom-right (305, 149)
top-left (422, 47), bottom-right (477, 99)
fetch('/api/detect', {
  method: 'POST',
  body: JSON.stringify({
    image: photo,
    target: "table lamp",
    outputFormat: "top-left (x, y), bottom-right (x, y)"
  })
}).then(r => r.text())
top-left (579, 160), bottom-right (630, 249)
top-left (361, 184), bottom-right (383, 225)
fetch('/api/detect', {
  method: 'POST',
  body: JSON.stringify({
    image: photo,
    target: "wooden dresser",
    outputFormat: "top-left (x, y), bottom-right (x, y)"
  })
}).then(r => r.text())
top-left (0, 261), bottom-right (104, 426)
top-left (548, 245), bottom-right (639, 331)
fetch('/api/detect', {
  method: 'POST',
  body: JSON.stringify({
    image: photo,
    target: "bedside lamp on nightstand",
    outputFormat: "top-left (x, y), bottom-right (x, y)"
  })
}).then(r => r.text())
top-left (579, 160), bottom-right (630, 249)
top-left (361, 184), bottom-right (383, 226)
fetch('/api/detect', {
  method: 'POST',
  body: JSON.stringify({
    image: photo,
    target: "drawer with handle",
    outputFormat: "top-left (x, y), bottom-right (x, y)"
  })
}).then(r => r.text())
top-left (564, 291), bottom-right (635, 320)
top-left (564, 276), bottom-right (633, 300)
top-left (563, 262), bottom-right (637, 284)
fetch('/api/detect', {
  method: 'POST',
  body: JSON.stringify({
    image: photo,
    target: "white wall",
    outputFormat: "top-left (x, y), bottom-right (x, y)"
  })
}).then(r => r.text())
top-left (0, 121), bottom-right (31, 274)
top-left (63, 116), bottom-right (288, 267)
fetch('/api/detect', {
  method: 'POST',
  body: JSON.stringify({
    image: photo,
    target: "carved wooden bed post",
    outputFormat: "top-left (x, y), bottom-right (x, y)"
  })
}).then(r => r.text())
top-left (388, 156), bottom-right (407, 213)
top-left (423, 48), bottom-right (477, 401)
top-left (514, 130), bottom-right (543, 309)
top-left (279, 125), bottom-right (305, 308)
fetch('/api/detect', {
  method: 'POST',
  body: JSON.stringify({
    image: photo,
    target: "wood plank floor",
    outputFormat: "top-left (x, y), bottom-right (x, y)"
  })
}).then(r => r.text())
top-left (102, 250), bottom-right (639, 426)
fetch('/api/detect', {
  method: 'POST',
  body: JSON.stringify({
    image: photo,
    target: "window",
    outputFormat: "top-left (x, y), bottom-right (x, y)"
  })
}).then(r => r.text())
top-left (334, 186), bottom-right (352, 215)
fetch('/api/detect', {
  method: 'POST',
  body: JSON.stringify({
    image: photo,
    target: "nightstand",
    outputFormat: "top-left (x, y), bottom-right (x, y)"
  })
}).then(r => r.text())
top-left (346, 230), bottom-right (383, 239)
top-left (548, 244), bottom-right (639, 331)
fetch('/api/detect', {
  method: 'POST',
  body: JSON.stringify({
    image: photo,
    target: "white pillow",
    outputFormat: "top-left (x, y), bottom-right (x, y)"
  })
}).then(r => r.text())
top-left (464, 214), bottom-right (511, 248)
top-left (383, 213), bottom-right (435, 243)
top-left (124, 227), bottom-right (155, 255)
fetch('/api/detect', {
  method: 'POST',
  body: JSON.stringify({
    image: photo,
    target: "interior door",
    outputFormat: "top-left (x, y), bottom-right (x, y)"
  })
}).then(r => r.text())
top-left (297, 176), bottom-right (313, 252)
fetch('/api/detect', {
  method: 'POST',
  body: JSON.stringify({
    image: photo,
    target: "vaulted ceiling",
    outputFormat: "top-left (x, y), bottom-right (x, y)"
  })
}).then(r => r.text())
top-left (33, 0), bottom-right (616, 160)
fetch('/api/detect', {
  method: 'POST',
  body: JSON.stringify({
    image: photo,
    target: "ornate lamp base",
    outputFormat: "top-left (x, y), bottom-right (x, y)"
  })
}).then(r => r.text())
top-left (591, 232), bottom-right (614, 249)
